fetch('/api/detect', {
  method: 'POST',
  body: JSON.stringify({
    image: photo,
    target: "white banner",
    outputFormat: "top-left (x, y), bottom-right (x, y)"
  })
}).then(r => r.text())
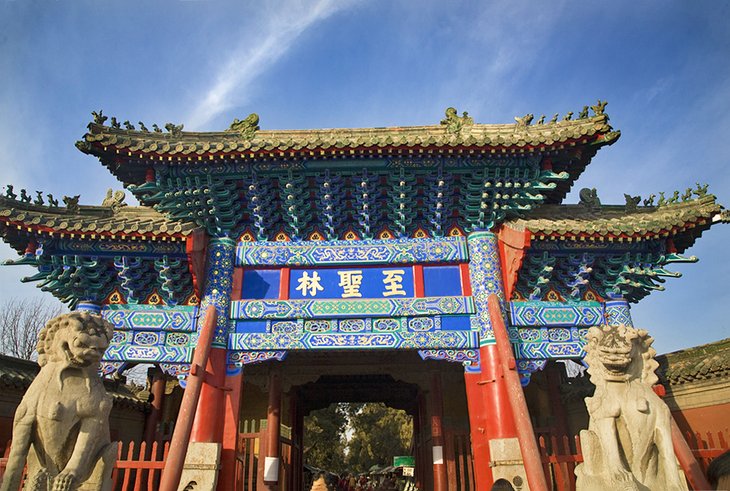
top-left (432, 445), bottom-right (444, 465)
top-left (264, 457), bottom-right (280, 482)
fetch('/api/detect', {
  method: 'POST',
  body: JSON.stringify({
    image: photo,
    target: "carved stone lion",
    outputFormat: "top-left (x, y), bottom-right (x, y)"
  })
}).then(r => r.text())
top-left (0, 312), bottom-right (117, 491)
top-left (575, 324), bottom-right (687, 491)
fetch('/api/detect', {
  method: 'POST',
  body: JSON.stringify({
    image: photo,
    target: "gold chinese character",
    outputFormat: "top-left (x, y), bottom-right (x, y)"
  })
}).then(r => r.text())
top-left (295, 271), bottom-right (324, 297)
top-left (338, 270), bottom-right (363, 298)
top-left (382, 269), bottom-right (406, 297)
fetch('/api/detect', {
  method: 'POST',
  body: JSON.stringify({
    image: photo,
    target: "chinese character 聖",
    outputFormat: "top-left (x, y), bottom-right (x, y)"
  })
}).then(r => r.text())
top-left (338, 270), bottom-right (363, 298)
top-left (382, 269), bottom-right (406, 296)
top-left (295, 271), bottom-right (324, 297)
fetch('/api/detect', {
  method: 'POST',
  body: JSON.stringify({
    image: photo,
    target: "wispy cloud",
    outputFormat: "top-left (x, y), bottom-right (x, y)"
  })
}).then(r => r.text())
top-left (186, 0), bottom-right (358, 129)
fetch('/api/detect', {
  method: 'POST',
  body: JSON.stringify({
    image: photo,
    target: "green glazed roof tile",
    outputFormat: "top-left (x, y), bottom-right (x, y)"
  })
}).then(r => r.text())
top-left (81, 113), bottom-right (616, 160)
top-left (507, 195), bottom-right (722, 242)
top-left (0, 196), bottom-right (196, 251)
top-left (656, 337), bottom-right (730, 385)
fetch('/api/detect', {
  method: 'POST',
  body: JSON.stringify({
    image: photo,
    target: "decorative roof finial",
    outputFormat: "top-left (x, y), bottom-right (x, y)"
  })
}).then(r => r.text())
top-left (579, 188), bottom-right (601, 211)
top-left (228, 113), bottom-right (260, 140)
top-left (91, 110), bottom-right (107, 125)
top-left (514, 114), bottom-right (534, 127)
top-left (624, 194), bottom-right (640, 212)
top-left (694, 183), bottom-right (709, 198)
top-left (101, 189), bottom-right (127, 212)
top-left (20, 189), bottom-right (31, 203)
top-left (591, 100), bottom-right (608, 116)
top-left (5, 185), bottom-right (17, 200)
top-left (164, 123), bottom-right (184, 137)
top-left (578, 106), bottom-right (589, 119)
top-left (63, 195), bottom-right (80, 214)
top-left (440, 107), bottom-right (474, 135)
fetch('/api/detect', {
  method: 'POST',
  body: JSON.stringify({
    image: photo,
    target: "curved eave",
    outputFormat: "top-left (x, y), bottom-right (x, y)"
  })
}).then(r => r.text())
top-left (78, 115), bottom-right (619, 189)
top-left (0, 199), bottom-right (193, 254)
top-left (506, 196), bottom-right (724, 252)
top-left (528, 219), bottom-right (712, 252)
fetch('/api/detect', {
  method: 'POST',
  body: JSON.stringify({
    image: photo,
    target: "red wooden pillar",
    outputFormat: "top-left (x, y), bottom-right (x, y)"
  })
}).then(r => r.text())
top-left (159, 306), bottom-right (217, 491)
top-left (464, 341), bottom-right (519, 489)
top-left (143, 367), bottom-right (166, 446)
top-left (263, 369), bottom-right (282, 490)
top-left (489, 295), bottom-right (548, 491)
top-left (190, 347), bottom-right (228, 443)
top-left (430, 372), bottom-right (448, 491)
top-left (217, 367), bottom-right (244, 491)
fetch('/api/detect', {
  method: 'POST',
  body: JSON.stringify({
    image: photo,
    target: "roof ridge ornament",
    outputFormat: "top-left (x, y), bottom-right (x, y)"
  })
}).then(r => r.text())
top-left (101, 189), bottom-right (128, 212)
top-left (3, 185), bottom-right (61, 208)
top-left (624, 194), bottom-right (641, 213)
top-left (514, 113), bottom-right (534, 127)
top-left (164, 123), bottom-right (184, 137)
top-left (440, 107), bottom-right (473, 135)
top-left (91, 110), bottom-right (107, 126)
top-left (654, 183), bottom-right (710, 207)
top-left (63, 195), bottom-right (80, 214)
top-left (591, 99), bottom-right (608, 116)
top-left (228, 113), bottom-right (260, 140)
top-left (579, 187), bottom-right (601, 211)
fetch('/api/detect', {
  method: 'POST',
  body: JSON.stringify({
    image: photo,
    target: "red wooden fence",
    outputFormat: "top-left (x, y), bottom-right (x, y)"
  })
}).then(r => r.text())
top-left (539, 429), bottom-right (730, 491)
top-left (450, 432), bottom-right (475, 491)
top-left (0, 440), bottom-right (169, 491)
top-left (112, 440), bottom-right (170, 491)
top-left (684, 429), bottom-right (730, 474)
top-left (236, 429), bottom-right (261, 491)
top-left (1, 429), bottom-right (726, 490)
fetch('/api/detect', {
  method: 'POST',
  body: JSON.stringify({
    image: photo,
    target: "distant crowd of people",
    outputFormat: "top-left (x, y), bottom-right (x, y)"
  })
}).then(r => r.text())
top-left (309, 471), bottom-right (416, 491)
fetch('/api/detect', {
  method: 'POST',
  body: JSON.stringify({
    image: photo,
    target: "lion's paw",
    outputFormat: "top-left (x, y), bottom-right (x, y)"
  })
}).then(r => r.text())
top-left (611, 469), bottom-right (639, 489)
top-left (51, 471), bottom-right (77, 491)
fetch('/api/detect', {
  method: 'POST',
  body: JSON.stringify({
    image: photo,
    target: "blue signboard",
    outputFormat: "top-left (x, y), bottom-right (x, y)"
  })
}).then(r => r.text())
top-left (289, 266), bottom-right (415, 300)
top-left (241, 269), bottom-right (281, 299)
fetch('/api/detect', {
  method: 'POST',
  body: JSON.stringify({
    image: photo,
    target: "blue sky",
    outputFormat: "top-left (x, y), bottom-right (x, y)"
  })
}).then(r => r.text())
top-left (0, 0), bottom-right (728, 354)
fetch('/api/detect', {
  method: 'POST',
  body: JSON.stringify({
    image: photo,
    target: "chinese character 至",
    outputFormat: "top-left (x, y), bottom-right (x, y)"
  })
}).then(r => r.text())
top-left (382, 269), bottom-right (406, 296)
top-left (338, 270), bottom-right (363, 298)
top-left (295, 271), bottom-right (324, 297)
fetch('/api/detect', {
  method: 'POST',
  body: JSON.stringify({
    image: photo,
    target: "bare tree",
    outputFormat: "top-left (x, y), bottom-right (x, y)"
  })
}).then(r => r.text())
top-left (0, 297), bottom-right (65, 360)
